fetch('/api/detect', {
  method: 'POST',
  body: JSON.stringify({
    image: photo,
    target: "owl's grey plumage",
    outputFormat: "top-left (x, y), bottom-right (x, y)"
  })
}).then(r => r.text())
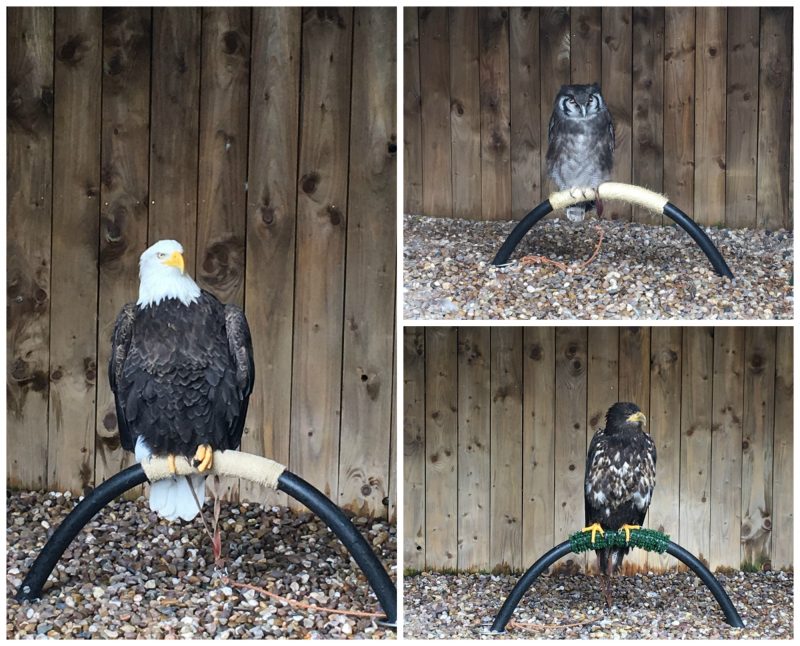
top-left (546, 83), bottom-right (615, 222)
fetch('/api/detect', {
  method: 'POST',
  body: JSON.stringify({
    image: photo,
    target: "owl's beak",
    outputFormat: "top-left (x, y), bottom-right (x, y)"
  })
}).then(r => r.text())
top-left (581, 105), bottom-right (586, 117)
top-left (162, 250), bottom-right (185, 274)
top-left (627, 411), bottom-right (647, 426)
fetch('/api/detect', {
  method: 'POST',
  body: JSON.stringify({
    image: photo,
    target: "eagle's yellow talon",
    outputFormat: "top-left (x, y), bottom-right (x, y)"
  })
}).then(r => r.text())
top-left (194, 444), bottom-right (213, 472)
top-left (620, 524), bottom-right (641, 543)
top-left (581, 522), bottom-right (605, 544)
top-left (167, 454), bottom-right (177, 474)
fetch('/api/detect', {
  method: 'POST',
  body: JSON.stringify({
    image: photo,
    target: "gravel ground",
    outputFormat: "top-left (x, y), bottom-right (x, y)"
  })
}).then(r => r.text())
top-left (404, 570), bottom-right (793, 639)
top-left (7, 491), bottom-right (396, 639)
top-left (403, 215), bottom-right (793, 320)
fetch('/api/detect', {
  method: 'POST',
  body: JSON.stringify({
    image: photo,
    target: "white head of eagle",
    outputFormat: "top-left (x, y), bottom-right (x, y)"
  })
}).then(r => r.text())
top-left (110, 240), bottom-right (254, 521)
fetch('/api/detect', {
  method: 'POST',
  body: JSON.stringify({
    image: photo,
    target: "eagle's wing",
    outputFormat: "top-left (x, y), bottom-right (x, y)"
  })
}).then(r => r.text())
top-left (584, 430), bottom-right (609, 525)
top-left (633, 431), bottom-right (657, 522)
top-left (224, 304), bottom-right (255, 449)
top-left (109, 303), bottom-right (137, 452)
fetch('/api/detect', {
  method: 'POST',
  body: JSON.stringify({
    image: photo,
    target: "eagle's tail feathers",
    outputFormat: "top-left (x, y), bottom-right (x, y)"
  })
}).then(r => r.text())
top-left (148, 475), bottom-right (205, 521)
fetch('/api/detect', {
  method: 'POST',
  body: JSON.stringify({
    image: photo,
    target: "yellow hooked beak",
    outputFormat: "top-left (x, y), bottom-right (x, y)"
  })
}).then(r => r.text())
top-left (162, 250), bottom-right (185, 274)
top-left (627, 411), bottom-right (647, 426)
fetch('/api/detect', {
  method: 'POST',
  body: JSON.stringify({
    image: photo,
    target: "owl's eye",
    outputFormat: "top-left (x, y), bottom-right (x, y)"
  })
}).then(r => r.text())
top-left (588, 95), bottom-right (595, 104)
top-left (567, 97), bottom-right (576, 105)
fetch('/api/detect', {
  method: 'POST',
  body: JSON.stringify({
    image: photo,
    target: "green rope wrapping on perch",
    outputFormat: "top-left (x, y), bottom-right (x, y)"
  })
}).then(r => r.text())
top-left (568, 528), bottom-right (670, 554)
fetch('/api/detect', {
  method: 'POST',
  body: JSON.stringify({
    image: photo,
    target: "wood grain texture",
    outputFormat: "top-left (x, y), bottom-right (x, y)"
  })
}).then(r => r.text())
top-left (740, 327), bottom-right (776, 568)
top-left (694, 8), bottom-right (727, 227)
top-left (490, 328), bottom-right (523, 571)
top-left (478, 8), bottom-right (512, 221)
top-left (241, 7), bottom-right (300, 506)
top-left (601, 7), bottom-right (632, 221)
top-left (7, 7), bottom-right (54, 490)
top-left (418, 8), bottom-right (452, 217)
top-left (196, 8), bottom-right (250, 308)
top-left (570, 7), bottom-right (601, 85)
top-left (663, 8), bottom-right (695, 215)
top-left (449, 8), bottom-right (481, 219)
top-left (95, 8), bottom-right (152, 487)
top-left (554, 328), bottom-right (587, 573)
top-left (647, 327), bottom-right (682, 571)
top-left (290, 7), bottom-right (353, 501)
top-left (725, 8), bottom-right (760, 229)
top-left (403, 329), bottom-right (426, 570)
top-left (522, 327), bottom-right (555, 567)
top-left (457, 328), bottom-right (491, 570)
top-left (678, 328), bottom-right (713, 566)
top-left (538, 8), bottom-right (571, 199)
top-left (425, 327), bottom-right (458, 570)
top-left (631, 8), bottom-right (664, 224)
top-left (339, 6), bottom-right (396, 516)
top-left (710, 328), bottom-right (744, 570)
top-left (403, 7), bottom-right (423, 214)
top-left (48, 7), bottom-right (103, 492)
top-left (771, 328), bottom-right (793, 569)
top-left (756, 8), bottom-right (792, 230)
top-left (509, 8), bottom-right (541, 217)
top-left (148, 8), bottom-right (201, 265)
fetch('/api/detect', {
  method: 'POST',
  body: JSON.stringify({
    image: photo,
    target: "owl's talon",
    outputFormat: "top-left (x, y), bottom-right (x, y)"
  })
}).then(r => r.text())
top-left (193, 444), bottom-right (214, 472)
top-left (167, 454), bottom-right (177, 474)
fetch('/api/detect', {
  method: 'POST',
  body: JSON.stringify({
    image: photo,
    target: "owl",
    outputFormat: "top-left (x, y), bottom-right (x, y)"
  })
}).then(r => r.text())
top-left (546, 83), bottom-right (615, 222)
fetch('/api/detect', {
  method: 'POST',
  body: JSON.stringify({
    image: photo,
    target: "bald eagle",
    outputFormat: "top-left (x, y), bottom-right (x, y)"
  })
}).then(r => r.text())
top-left (583, 402), bottom-right (656, 604)
top-left (109, 240), bottom-right (254, 521)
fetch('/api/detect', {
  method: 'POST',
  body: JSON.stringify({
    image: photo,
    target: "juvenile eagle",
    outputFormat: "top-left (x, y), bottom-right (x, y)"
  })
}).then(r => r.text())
top-left (109, 240), bottom-right (254, 521)
top-left (583, 402), bottom-right (656, 604)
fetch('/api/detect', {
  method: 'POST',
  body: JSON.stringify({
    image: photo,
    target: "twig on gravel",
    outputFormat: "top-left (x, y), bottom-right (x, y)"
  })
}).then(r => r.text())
top-left (515, 225), bottom-right (605, 273)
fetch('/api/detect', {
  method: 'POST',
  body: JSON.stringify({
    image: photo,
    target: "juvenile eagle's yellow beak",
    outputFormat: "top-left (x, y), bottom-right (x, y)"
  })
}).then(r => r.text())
top-left (163, 250), bottom-right (185, 274)
top-left (627, 411), bottom-right (647, 426)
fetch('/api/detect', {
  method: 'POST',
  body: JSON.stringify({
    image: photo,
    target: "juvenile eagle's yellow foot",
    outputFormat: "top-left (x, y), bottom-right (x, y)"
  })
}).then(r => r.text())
top-left (581, 522), bottom-right (605, 544)
top-left (167, 454), bottom-right (177, 474)
top-left (193, 444), bottom-right (214, 472)
top-left (620, 524), bottom-right (641, 543)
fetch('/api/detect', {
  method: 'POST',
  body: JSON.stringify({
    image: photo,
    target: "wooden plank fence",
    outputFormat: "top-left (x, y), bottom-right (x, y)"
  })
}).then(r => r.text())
top-left (403, 7), bottom-right (792, 230)
top-left (403, 326), bottom-right (793, 572)
top-left (7, 7), bottom-right (397, 519)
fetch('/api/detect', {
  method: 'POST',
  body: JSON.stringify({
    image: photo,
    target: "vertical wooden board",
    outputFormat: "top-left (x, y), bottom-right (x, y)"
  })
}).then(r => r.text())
top-left (196, 7), bottom-right (250, 307)
top-left (756, 8), bottom-right (792, 231)
top-left (647, 328), bottom-right (682, 571)
top-left (241, 7), bottom-right (300, 506)
top-left (479, 8), bottom-right (512, 221)
top-left (509, 8), bottom-right (542, 217)
top-left (538, 8), bottom-right (571, 198)
top-left (694, 8), bottom-right (727, 227)
top-left (522, 327), bottom-right (555, 567)
top-left (554, 328), bottom-right (587, 573)
top-left (449, 8), bottom-right (481, 219)
top-left (710, 328), bottom-right (744, 570)
top-left (424, 328), bottom-right (458, 570)
top-left (490, 328), bottom-right (523, 571)
top-left (457, 328), bottom-right (491, 570)
top-left (585, 327), bottom-right (618, 572)
top-left (570, 7), bottom-right (601, 84)
top-left (48, 8), bottom-right (103, 492)
top-left (340, 6), bottom-right (396, 516)
top-left (403, 7), bottom-right (423, 214)
top-left (725, 8), bottom-right (760, 229)
top-left (678, 328), bottom-right (713, 566)
top-left (618, 326), bottom-right (650, 570)
top-left (389, 326), bottom-right (397, 523)
top-left (148, 8), bottom-right (201, 265)
top-left (663, 8), bottom-right (695, 214)
top-left (7, 7), bottom-right (54, 490)
top-left (418, 8), bottom-right (452, 217)
top-left (95, 8), bottom-right (152, 486)
top-left (290, 8), bottom-right (353, 503)
top-left (740, 327), bottom-right (776, 567)
top-left (631, 8), bottom-right (665, 224)
top-left (771, 328), bottom-right (793, 569)
top-left (601, 7), bottom-right (632, 222)
top-left (403, 329), bottom-right (426, 570)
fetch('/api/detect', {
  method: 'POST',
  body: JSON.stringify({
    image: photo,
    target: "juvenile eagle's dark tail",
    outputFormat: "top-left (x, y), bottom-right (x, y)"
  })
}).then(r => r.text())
top-left (597, 546), bottom-right (629, 575)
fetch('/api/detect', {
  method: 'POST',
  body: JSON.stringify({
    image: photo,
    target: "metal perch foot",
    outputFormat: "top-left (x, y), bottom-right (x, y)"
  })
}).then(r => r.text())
top-left (489, 528), bottom-right (744, 633)
top-left (16, 451), bottom-right (397, 628)
top-left (491, 182), bottom-right (734, 278)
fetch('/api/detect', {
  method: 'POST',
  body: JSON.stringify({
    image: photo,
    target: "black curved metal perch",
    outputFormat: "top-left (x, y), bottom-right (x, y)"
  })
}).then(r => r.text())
top-left (489, 537), bottom-right (743, 634)
top-left (16, 464), bottom-right (397, 627)
top-left (491, 196), bottom-right (734, 279)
